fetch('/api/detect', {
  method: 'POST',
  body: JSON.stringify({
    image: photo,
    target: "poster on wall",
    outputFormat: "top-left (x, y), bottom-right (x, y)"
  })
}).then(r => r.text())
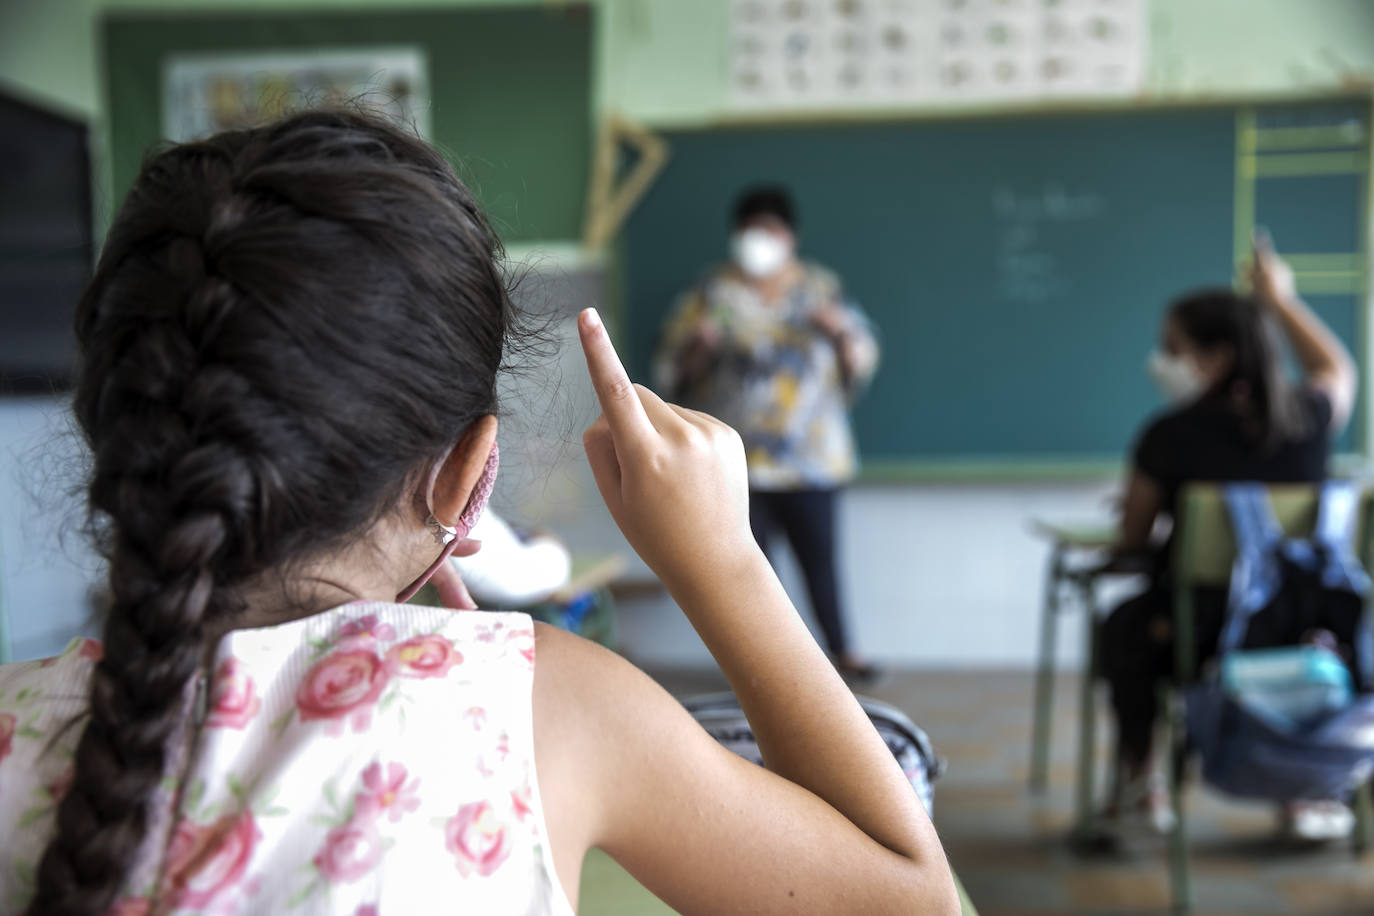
top-left (162, 47), bottom-right (430, 142)
top-left (729, 0), bottom-right (1146, 111)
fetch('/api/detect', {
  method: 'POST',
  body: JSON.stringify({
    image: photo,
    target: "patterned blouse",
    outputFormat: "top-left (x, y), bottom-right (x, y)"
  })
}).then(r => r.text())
top-left (654, 262), bottom-right (878, 490)
top-left (0, 603), bottom-right (573, 916)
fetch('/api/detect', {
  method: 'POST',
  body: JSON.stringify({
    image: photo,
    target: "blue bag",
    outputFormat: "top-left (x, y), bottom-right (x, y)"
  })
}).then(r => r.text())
top-left (1221, 644), bottom-right (1352, 728)
top-left (1184, 482), bottom-right (1374, 801)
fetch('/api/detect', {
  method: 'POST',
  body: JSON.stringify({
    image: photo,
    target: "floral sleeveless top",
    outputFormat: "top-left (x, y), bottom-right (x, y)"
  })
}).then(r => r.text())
top-left (0, 603), bottom-right (575, 916)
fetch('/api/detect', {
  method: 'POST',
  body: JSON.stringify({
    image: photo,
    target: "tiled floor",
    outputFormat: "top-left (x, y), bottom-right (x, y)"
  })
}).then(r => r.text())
top-left (646, 667), bottom-right (1374, 916)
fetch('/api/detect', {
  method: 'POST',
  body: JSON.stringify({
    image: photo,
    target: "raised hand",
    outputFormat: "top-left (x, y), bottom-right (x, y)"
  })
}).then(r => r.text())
top-left (577, 308), bottom-right (756, 590)
top-left (1250, 227), bottom-right (1296, 307)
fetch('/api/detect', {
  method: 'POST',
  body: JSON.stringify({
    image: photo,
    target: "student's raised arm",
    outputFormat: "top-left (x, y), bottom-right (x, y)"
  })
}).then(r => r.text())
top-left (1251, 231), bottom-right (1358, 433)
top-left (532, 308), bottom-right (958, 915)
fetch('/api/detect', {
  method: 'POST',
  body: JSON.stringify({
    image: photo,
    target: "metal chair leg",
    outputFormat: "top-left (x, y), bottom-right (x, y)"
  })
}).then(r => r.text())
top-left (1030, 546), bottom-right (1064, 794)
top-left (1162, 684), bottom-right (1193, 913)
top-left (1073, 576), bottom-right (1099, 834)
top-left (1353, 779), bottom-right (1373, 854)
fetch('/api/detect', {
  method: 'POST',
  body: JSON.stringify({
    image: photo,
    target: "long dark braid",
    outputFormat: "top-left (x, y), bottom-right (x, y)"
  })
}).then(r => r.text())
top-left (27, 110), bottom-right (515, 915)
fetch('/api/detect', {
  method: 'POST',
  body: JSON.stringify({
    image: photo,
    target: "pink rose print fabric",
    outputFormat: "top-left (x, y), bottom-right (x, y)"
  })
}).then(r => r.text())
top-left (0, 606), bottom-right (571, 915)
top-left (205, 658), bottom-right (262, 730)
top-left (161, 810), bottom-right (263, 909)
top-left (505, 628), bottom-right (537, 669)
top-left (446, 800), bottom-right (513, 878)
top-left (294, 647), bottom-right (391, 735)
top-left (337, 615), bottom-right (397, 648)
top-left (313, 821), bottom-right (386, 883)
top-left (355, 762), bottom-right (421, 824)
top-left (0, 712), bottom-right (15, 765)
top-left (386, 635), bottom-right (463, 679)
top-left (38, 637), bottom-right (101, 669)
top-left (293, 760), bottom-right (423, 903)
top-left (511, 782), bottom-right (534, 825)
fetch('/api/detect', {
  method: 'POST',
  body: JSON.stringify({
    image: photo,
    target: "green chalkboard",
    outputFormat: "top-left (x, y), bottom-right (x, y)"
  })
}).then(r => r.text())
top-left (623, 99), bottom-right (1371, 472)
top-left (102, 5), bottom-right (592, 242)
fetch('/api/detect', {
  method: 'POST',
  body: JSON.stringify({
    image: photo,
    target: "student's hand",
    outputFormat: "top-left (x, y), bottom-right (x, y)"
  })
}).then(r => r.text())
top-left (577, 308), bottom-right (758, 589)
top-left (695, 317), bottom-right (724, 350)
top-left (1250, 230), bottom-right (1296, 307)
top-left (430, 539), bottom-right (483, 609)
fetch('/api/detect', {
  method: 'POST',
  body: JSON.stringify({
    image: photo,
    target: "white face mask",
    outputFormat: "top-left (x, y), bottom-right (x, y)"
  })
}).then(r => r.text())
top-left (1147, 349), bottom-right (1207, 404)
top-left (731, 228), bottom-right (791, 279)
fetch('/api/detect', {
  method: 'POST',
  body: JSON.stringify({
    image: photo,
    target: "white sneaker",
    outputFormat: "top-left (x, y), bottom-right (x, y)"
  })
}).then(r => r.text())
top-left (1101, 777), bottom-right (1177, 836)
top-left (1285, 800), bottom-right (1355, 842)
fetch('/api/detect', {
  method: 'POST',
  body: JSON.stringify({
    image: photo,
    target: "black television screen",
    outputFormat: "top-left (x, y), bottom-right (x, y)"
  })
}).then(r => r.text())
top-left (0, 91), bottom-right (93, 394)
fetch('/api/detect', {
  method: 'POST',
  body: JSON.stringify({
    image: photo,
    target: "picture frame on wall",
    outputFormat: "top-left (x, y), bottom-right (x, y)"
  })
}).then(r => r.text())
top-left (162, 47), bottom-right (431, 143)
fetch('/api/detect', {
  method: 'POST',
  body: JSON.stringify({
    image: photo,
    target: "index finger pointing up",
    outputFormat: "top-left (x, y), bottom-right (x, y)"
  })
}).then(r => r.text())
top-left (578, 308), bottom-right (654, 443)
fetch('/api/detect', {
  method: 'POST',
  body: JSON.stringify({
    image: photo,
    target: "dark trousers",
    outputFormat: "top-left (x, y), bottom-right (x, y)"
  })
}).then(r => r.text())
top-left (1098, 586), bottom-right (1226, 767)
top-left (748, 487), bottom-right (850, 658)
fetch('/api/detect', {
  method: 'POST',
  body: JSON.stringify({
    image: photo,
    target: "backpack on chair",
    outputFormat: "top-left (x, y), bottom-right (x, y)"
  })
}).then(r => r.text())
top-left (1184, 481), bottom-right (1374, 801)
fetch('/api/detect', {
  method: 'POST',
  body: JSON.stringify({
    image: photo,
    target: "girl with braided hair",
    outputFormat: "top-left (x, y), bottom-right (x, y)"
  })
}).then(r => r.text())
top-left (0, 110), bottom-right (956, 916)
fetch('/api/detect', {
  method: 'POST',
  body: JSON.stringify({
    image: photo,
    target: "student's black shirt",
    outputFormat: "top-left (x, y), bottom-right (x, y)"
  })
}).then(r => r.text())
top-left (1133, 387), bottom-right (1333, 523)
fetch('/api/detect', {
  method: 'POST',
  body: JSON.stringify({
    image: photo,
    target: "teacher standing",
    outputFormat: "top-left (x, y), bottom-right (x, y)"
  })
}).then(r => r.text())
top-left (654, 186), bottom-right (880, 679)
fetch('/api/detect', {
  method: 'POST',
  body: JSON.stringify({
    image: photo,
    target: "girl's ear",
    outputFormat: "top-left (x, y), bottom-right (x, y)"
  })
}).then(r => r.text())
top-left (430, 415), bottom-right (498, 527)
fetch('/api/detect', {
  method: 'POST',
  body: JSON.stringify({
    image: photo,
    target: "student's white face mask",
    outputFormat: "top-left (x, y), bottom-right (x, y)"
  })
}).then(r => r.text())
top-left (1147, 349), bottom-right (1207, 404)
top-left (731, 228), bottom-right (791, 279)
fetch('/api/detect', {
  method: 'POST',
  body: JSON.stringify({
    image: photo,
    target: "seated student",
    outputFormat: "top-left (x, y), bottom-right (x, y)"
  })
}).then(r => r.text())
top-left (0, 112), bottom-right (958, 915)
top-left (1099, 235), bottom-right (1358, 837)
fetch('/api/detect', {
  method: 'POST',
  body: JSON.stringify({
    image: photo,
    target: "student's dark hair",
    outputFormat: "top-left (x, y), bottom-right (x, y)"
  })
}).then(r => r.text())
top-left (732, 184), bottom-right (796, 231)
top-left (26, 109), bottom-right (514, 916)
top-left (1169, 287), bottom-right (1305, 450)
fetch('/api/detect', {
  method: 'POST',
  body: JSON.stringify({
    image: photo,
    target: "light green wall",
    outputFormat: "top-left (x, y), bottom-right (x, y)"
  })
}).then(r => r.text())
top-left (0, 0), bottom-right (102, 120)
top-left (1150, 0), bottom-right (1374, 96)
top-left (6, 0), bottom-right (1374, 123)
top-left (3, 0), bottom-right (1373, 238)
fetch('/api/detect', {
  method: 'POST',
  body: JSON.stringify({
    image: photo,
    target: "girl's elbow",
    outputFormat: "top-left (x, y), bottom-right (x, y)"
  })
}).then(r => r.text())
top-left (929, 869), bottom-right (963, 916)
top-left (886, 860), bottom-right (961, 916)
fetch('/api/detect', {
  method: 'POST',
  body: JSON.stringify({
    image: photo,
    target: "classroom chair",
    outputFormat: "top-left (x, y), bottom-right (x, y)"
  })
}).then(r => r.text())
top-left (1027, 520), bottom-right (1115, 836)
top-left (1159, 482), bottom-right (1374, 913)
